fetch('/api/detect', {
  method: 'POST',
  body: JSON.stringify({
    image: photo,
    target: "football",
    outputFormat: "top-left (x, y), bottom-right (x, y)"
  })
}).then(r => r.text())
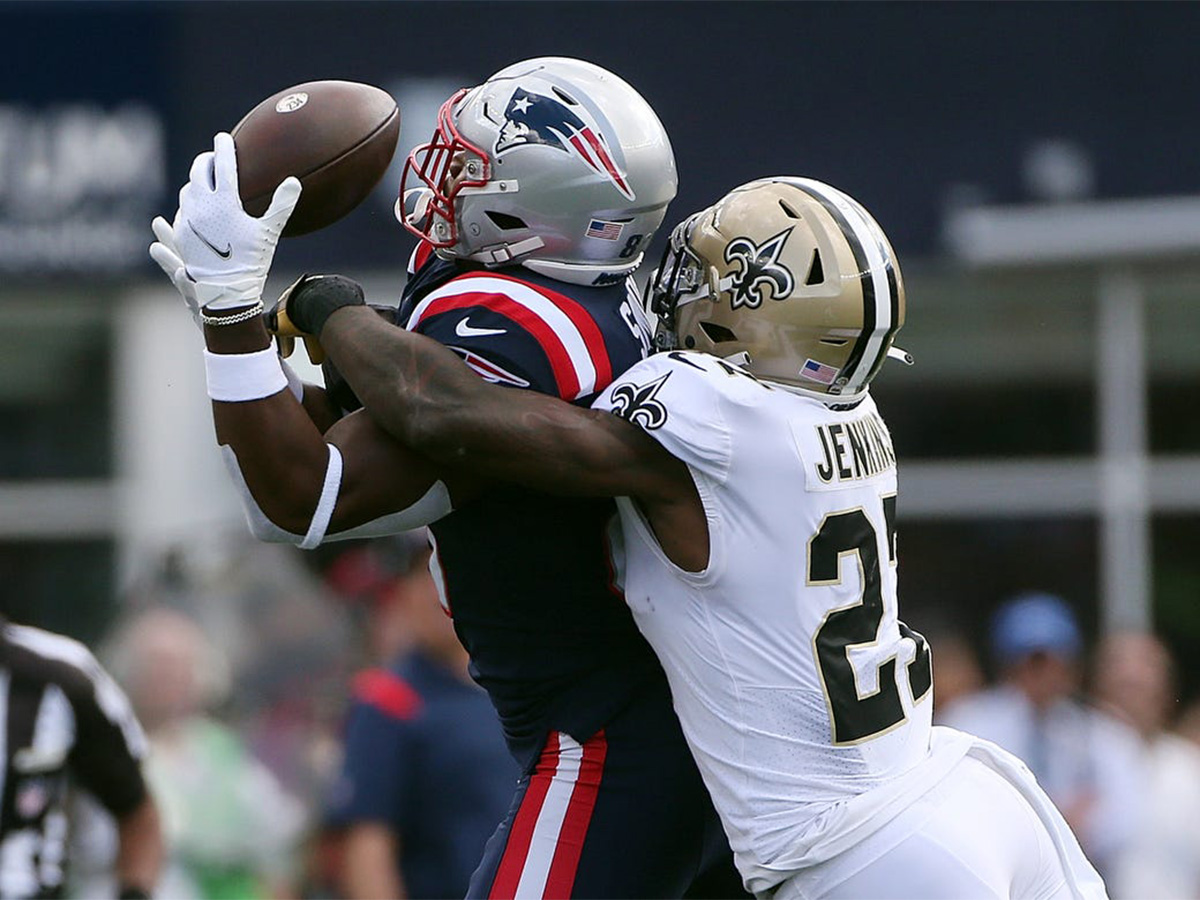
top-left (231, 80), bottom-right (400, 236)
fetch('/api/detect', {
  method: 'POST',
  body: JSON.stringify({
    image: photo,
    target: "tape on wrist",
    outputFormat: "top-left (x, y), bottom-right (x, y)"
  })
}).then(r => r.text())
top-left (279, 356), bottom-right (305, 402)
top-left (204, 347), bottom-right (288, 402)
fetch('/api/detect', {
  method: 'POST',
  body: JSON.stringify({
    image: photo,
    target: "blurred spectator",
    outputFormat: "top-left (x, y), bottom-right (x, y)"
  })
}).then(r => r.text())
top-left (324, 533), bottom-right (519, 900)
top-left (1092, 631), bottom-right (1200, 899)
top-left (929, 630), bottom-right (984, 722)
top-left (940, 591), bottom-right (1145, 879)
top-left (0, 616), bottom-right (162, 899)
top-left (131, 539), bottom-right (353, 815)
top-left (1176, 699), bottom-right (1200, 749)
top-left (107, 607), bottom-right (307, 899)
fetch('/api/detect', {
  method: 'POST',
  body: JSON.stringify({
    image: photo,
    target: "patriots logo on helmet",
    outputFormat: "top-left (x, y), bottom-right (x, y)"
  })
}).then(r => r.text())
top-left (724, 228), bottom-right (796, 310)
top-left (609, 372), bottom-right (670, 430)
top-left (495, 89), bottom-right (635, 201)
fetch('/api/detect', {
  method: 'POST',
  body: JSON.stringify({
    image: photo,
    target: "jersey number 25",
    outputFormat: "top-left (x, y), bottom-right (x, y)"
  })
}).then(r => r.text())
top-left (808, 500), bottom-right (932, 745)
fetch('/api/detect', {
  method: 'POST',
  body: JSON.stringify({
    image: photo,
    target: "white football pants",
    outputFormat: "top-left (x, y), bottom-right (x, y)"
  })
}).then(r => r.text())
top-left (770, 751), bottom-right (1108, 900)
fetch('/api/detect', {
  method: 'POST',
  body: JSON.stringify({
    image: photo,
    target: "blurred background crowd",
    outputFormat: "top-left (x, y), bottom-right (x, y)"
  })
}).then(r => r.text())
top-left (65, 530), bottom-right (521, 899)
top-left (3, 1), bottom-right (1200, 897)
top-left (60, 540), bottom-right (1200, 899)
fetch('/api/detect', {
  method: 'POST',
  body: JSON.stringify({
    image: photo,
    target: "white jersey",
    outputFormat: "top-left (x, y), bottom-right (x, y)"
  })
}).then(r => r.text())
top-left (594, 351), bottom-right (967, 892)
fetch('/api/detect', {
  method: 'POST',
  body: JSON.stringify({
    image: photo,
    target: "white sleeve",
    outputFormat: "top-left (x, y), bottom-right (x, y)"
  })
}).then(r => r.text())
top-left (323, 480), bottom-right (452, 541)
top-left (219, 445), bottom-right (453, 547)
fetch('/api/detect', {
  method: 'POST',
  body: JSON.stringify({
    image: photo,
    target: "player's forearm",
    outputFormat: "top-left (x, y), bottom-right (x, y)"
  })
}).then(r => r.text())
top-left (115, 795), bottom-right (164, 899)
top-left (320, 307), bottom-right (673, 500)
top-left (204, 314), bottom-right (334, 534)
top-left (320, 306), bottom-right (490, 458)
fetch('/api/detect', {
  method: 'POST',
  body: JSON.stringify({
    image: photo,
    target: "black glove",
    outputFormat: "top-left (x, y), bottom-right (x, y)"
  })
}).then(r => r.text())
top-left (280, 273), bottom-right (366, 336)
top-left (265, 275), bottom-right (326, 364)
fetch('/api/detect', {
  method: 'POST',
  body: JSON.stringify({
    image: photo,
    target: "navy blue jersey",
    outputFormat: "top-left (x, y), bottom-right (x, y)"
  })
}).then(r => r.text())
top-left (326, 651), bottom-right (518, 899)
top-left (397, 247), bottom-right (662, 768)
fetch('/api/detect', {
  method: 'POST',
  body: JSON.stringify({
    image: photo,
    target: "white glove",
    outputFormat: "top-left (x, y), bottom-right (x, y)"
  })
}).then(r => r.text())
top-left (156, 131), bottom-right (301, 311)
top-left (149, 215), bottom-right (202, 328)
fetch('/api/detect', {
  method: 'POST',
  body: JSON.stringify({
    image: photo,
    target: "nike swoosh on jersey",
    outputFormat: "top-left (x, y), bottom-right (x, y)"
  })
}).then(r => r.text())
top-left (455, 317), bottom-right (507, 338)
top-left (187, 221), bottom-right (232, 259)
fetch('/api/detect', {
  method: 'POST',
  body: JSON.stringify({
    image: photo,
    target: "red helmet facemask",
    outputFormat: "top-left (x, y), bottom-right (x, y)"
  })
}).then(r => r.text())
top-left (398, 88), bottom-right (491, 248)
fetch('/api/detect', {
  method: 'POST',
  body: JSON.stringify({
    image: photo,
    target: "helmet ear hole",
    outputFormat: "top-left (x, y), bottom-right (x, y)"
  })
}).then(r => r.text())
top-left (486, 211), bottom-right (528, 231)
top-left (699, 321), bottom-right (738, 344)
top-left (778, 199), bottom-right (802, 219)
top-left (805, 248), bottom-right (824, 285)
top-left (552, 86), bottom-right (580, 106)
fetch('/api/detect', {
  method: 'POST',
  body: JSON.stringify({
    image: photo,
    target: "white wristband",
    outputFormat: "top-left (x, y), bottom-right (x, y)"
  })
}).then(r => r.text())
top-left (204, 347), bottom-right (288, 402)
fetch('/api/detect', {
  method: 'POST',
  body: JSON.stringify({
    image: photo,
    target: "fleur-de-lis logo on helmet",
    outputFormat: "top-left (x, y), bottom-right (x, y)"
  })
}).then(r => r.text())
top-left (724, 227), bottom-right (795, 310)
top-left (609, 372), bottom-right (671, 430)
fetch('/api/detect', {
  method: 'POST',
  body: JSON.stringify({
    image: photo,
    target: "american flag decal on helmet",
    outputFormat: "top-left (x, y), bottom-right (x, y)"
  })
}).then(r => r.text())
top-left (800, 358), bottom-right (839, 385)
top-left (495, 89), bottom-right (635, 201)
top-left (586, 219), bottom-right (625, 241)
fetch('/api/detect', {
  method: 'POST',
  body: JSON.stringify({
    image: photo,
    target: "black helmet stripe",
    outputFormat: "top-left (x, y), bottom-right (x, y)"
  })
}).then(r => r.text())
top-left (874, 254), bottom-right (902, 379)
top-left (793, 186), bottom-right (875, 388)
top-left (847, 192), bottom-right (903, 384)
top-left (790, 178), bottom-right (898, 394)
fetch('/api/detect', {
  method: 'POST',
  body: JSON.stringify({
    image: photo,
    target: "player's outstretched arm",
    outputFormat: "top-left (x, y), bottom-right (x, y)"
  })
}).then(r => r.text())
top-left (149, 134), bottom-right (461, 547)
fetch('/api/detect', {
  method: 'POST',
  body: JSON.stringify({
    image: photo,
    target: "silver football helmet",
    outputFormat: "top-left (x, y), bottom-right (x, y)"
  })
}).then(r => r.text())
top-left (399, 57), bottom-right (677, 285)
top-left (648, 177), bottom-right (910, 403)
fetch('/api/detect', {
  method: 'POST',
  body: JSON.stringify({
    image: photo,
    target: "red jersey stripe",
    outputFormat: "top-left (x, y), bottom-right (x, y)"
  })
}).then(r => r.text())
top-left (411, 291), bottom-right (582, 399)
top-left (472, 272), bottom-right (614, 392)
top-left (542, 731), bottom-right (608, 898)
top-left (410, 239), bottom-right (436, 274)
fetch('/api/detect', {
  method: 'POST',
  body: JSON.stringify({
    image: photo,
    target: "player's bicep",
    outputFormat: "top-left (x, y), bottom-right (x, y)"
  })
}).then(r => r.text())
top-left (325, 409), bottom-right (478, 534)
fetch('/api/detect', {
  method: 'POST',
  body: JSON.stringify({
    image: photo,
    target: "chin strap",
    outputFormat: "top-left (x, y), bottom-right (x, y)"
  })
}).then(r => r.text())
top-left (523, 253), bottom-right (641, 286)
top-left (465, 235), bottom-right (546, 267)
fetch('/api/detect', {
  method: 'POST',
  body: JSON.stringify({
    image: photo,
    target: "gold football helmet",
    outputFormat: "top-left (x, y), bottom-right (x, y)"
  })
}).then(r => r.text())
top-left (648, 177), bottom-right (909, 403)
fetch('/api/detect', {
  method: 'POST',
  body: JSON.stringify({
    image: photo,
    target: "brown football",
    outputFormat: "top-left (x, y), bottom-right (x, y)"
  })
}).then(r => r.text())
top-left (231, 80), bottom-right (400, 236)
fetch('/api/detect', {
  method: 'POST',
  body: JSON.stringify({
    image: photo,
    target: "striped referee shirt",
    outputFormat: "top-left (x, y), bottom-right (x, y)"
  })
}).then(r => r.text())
top-left (0, 621), bottom-right (148, 899)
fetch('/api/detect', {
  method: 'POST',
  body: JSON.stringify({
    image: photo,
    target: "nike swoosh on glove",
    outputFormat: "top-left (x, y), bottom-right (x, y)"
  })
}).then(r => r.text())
top-left (156, 132), bottom-right (301, 311)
